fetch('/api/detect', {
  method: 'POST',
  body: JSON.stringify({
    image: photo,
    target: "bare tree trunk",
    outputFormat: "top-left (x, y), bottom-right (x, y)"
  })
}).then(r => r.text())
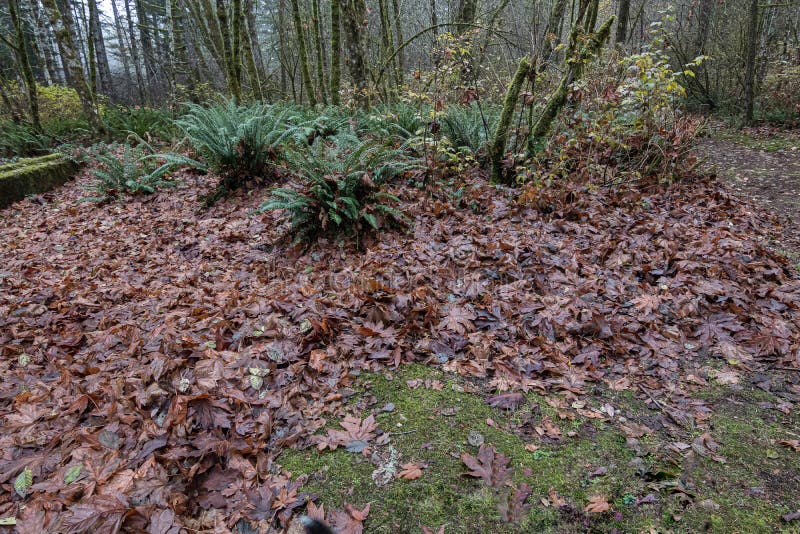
top-left (615, 0), bottom-right (630, 45)
top-left (693, 0), bottom-right (714, 56)
top-left (123, 0), bottom-right (146, 103)
top-left (28, 0), bottom-right (59, 84)
top-left (241, 0), bottom-right (263, 99)
top-left (88, 0), bottom-right (113, 96)
top-left (743, 0), bottom-right (759, 125)
top-left (135, 0), bottom-right (157, 99)
top-left (9, 0), bottom-right (41, 131)
top-left (244, 0), bottom-right (268, 88)
top-left (290, 0), bottom-right (316, 104)
top-left (110, 0), bottom-right (134, 94)
top-left (40, 0), bottom-right (105, 133)
top-left (391, 0), bottom-right (404, 83)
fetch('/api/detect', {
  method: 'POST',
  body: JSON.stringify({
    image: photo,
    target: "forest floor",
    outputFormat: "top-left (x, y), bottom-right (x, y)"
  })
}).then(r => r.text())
top-left (1, 151), bottom-right (800, 533)
top-left (695, 123), bottom-right (800, 266)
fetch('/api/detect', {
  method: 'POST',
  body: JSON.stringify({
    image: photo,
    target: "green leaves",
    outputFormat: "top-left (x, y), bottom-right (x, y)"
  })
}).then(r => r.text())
top-left (14, 468), bottom-right (32, 498)
top-left (64, 464), bottom-right (82, 485)
top-left (81, 142), bottom-right (174, 202)
top-left (258, 135), bottom-right (417, 242)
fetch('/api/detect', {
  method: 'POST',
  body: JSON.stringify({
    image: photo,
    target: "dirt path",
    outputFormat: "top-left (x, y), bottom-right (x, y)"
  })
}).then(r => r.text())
top-left (695, 136), bottom-right (800, 259)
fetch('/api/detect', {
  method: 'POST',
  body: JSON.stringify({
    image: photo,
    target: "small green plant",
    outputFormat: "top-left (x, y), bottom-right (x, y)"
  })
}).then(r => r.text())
top-left (80, 142), bottom-right (173, 202)
top-left (440, 103), bottom-right (499, 164)
top-left (103, 105), bottom-right (176, 141)
top-left (173, 99), bottom-right (294, 192)
top-left (0, 121), bottom-right (50, 158)
top-left (258, 135), bottom-right (418, 242)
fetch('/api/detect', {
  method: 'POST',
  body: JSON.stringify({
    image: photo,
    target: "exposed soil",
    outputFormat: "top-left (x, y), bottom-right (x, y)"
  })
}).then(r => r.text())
top-left (694, 133), bottom-right (800, 259)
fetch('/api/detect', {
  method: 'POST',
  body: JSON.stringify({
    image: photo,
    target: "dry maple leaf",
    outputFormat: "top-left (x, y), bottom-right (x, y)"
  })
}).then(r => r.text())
top-left (308, 349), bottom-right (327, 371)
top-left (779, 439), bottom-right (800, 452)
top-left (62, 494), bottom-right (131, 534)
top-left (329, 502), bottom-right (370, 534)
top-left (421, 524), bottom-right (446, 534)
top-left (500, 483), bottom-right (532, 523)
top-left (534, 416), bottom-right (562, 442)
top-left (543, 487), bottom-right (566, 508)
top-left (440, 305), bottom-right (476, 335)
top-left (398, 462), bottom-right (424, 480)
top-left (461, 444), bottom-right (511, 489)
top-left (584, 495), bottom-right (610, 513)
top-left (320, 414), bottom-right (378, 451)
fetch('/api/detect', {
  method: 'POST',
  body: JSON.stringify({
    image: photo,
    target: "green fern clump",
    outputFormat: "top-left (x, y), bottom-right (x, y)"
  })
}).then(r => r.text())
top-left (81, 142), bottom-right (174, 202)
top-left (104, 105), bottom-right (176, 141)
top-left (258, 134), bottom-right (419, 241)
top-left (174, 99), bottom-right (294, 190)
top-left (0, 121), bottom-right (50, 158)
top-left (440, 103), bottom-right (500, 163)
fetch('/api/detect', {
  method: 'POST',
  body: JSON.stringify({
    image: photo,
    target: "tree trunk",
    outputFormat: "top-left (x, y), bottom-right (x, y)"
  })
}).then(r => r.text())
top-left (341, 0), bottom-right (369, 107)
top-left (290, 0), bottom-right (316, 105)
top-left (490, 56), bottom-right (530, 183)
top-left (541, 0), bottom-right (568, 60)
top-left (28, 0), bottom-right (59, 84)
top-left (135, 0), bottom-right (157, 99)
top-left (40, 0), bottom-right (105, 133)
top-left (615, 0), bottom-right (630, 45)
top-left (430, 0), bottom-right (438, 38)
top-left (231, 0), bottom-right (244, 100)
top-left (9, 0), bottom-right (41, 131)
top-left (312, 0), bottom-right (327, 103)
top-left (110, 0), bottom-right (134, 95)
top-left (123, 0), bottom-right (147, 103)
top-left (241, 0), bottom-right (263, 99)
top-left (244, 0), bottom-right (268, 88)
top-left (743, 0), bottom-right (759, 125)
top-left (528, 13), bottom-right (613, 155)
top-left (455, 0), bottom-right (476, 32)
top-left (88, 0), bottom-right (113, 96)
top-left (693, 0), bottom-right (714, 56)
top-left (391, 0), bottom-right (404, 83)
top-left (329, 0), bottom-right (342, 104)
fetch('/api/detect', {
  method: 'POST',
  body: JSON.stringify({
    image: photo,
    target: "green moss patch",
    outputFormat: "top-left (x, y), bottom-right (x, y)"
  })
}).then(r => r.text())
top-left (277, 365), bottom-right (800, 533)
top-left (0, 153), bottom-right (78, 209)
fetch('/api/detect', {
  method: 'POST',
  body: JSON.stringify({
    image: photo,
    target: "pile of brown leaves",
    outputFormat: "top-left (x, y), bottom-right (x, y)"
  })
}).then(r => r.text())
top-left (0, 165), bottom-right (798, 532)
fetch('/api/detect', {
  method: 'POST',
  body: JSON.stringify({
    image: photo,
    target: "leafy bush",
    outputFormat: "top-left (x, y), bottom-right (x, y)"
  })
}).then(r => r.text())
top-left (258, 135), bottom-right (418, 241)
top-left (440, 103), bottom-right (499, 163)
top-left (174, 99), bottom-right (294, 190)
top-left (104, 105), bottom-right (176, 141)
top-left (357, 103), bottom-right (428, 140)
top-left (81, 142), bottom-right (174, 202)
top-left (527, 31), bottom-right (704, 186)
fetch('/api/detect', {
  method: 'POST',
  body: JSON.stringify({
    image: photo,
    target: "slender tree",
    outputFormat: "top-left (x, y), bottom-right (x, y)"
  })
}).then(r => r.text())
top-left (615, 0), bottom-right (631, 45)
top-left (88, 0), bottom-right (113, 96)
top-left (39, 0), bottom-right (105, 133)
top-left (341, 0), bottom-right (369, 107)
top-left (8, 0), bottom-right (41, 131)
top-left (743, 0), bottom-right (759, 125)
top-left (329, 0), bottom-right (342, 104)
top-left (290, 0), bottom-right (316, 104)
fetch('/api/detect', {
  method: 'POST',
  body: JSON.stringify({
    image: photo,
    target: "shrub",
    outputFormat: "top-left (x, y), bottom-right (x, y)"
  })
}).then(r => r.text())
top-left (174, 99), bottom-right (294, 190)
top-left (81, 142), bottom-right (174, 202)
top-left (357, 103), bottom-right (428, 140)
top-left (526, 29), bottom-right (704, 186)
top-left (258, 135), bottom-right (418, 241)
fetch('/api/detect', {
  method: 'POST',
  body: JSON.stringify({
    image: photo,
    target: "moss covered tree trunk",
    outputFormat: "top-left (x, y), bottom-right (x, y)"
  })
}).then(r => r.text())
top-left (291, 0), bottom-right (317, 105)
top-left (329, 0), bottom-right (342, 105)
top-left (489, 56), bottom-right (530, 183)
top-left (391, 0), bottom-right (404, 84)
top-left (341, 0), bottom-right (370, 107)
top-left (40, 0), bottom-right (105, 134)
top-left (312, 0), bottom-right (328, 104)
top-left (88, 0), bottom-right (112, 96)
top-left (526, 15), bottom-right (613, 156)
top-left (8, 0), bottom-right (41, 132)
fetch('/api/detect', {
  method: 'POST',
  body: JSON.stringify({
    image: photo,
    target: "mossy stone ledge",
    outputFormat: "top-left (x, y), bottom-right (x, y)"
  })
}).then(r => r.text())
top-left (0, 153), bottom-right (79, 209)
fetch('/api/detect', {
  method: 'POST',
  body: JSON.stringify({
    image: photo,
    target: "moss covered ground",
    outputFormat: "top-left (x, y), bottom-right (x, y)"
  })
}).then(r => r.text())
top-left (279, 364), bottom-right (800, 533)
